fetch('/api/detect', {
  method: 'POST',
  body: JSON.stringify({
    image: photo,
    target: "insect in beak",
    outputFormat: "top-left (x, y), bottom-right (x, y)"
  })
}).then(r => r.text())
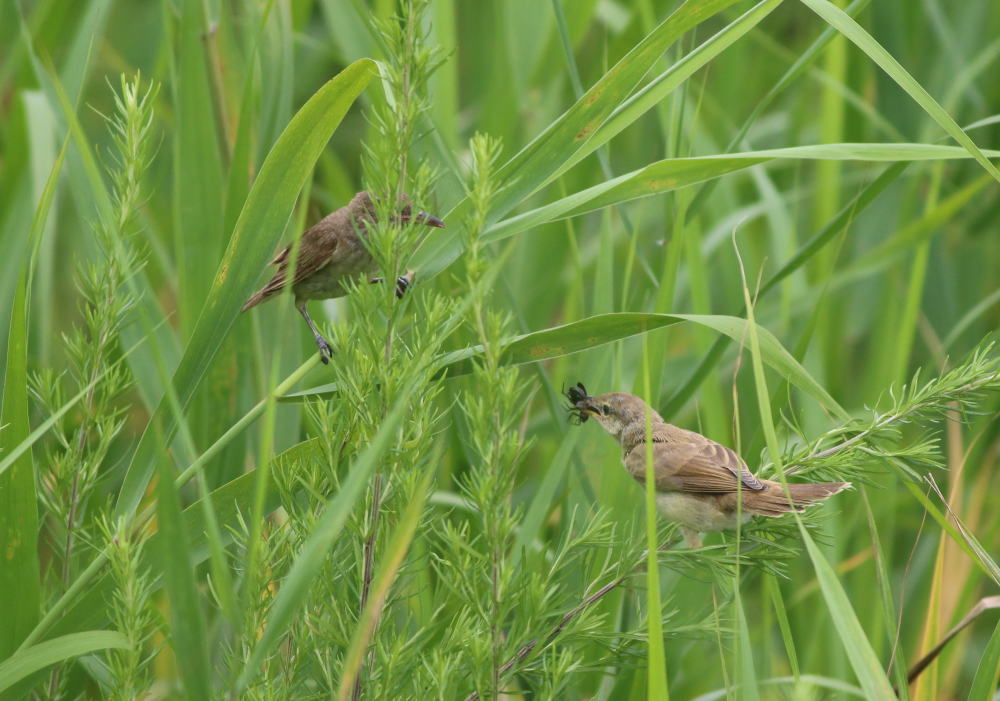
top-left (563, 382), bottom-right (594, 424)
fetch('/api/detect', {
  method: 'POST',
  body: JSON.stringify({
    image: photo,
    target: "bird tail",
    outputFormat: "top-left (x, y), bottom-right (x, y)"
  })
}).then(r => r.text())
top-left (748, 480), bottom-right (850, 517)
top-left (241, 290), bottom-right (267, 313)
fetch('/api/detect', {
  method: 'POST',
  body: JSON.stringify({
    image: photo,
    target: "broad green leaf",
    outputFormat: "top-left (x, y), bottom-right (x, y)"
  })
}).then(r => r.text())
top-left (486, 145), bottom-right (999, 244)
top-left (236, 393), bottom-right (409, 691)
top-left (799, 0), bottom-right (1000, 185)
top-left (156, 442), bottom-right (212, 700)
top-left (115, 58), bottom-right (376, 521)
top-left (410, 0), bottom-right (742, 279)
top-left (0, 270), bottom-right (38, 663)
top-left (0, 631), bottom-right (127, 695)
top-left (969, 617), bottom-right (1000, 701)
top-left (289, 312), bottom-right (848, 420)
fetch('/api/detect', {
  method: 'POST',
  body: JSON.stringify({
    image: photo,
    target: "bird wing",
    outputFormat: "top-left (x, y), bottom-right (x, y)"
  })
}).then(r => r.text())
top-left (251, 222), bottom-right (341, 300)
top-left (625, 436), bottom-right (764, 493)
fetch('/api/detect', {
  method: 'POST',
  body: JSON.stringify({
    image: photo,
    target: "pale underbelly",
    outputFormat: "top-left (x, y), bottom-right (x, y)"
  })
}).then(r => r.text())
top-left (654, 492), bottom-right (752, 533)
top-left (293, 255), bottom-right (377, 301)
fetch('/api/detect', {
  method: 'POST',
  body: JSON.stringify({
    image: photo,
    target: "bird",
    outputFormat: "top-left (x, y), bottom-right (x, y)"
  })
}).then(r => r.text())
top-left (565, 383), bottom-right (850, 548)
top-left (241, 191), bottom-right (444, 363)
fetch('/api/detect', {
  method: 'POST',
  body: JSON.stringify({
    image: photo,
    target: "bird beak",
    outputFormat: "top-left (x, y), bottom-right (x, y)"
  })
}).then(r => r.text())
top-left (415, 210), bottom-right (446, 228)
top-left (570, 400), bottom-right (599, 424)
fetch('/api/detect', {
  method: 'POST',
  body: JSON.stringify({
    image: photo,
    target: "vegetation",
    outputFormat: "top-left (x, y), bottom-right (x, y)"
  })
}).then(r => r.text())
top-left (1, 0), bottom-right (1000, 699)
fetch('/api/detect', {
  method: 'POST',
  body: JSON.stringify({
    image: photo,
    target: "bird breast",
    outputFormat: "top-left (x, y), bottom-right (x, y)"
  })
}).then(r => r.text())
top-left (654, 492), bottom-right (752, 533)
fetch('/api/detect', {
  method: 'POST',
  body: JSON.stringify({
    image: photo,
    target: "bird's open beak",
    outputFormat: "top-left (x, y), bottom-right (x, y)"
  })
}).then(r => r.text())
top-left (415, 210), bottom-right (445, 228)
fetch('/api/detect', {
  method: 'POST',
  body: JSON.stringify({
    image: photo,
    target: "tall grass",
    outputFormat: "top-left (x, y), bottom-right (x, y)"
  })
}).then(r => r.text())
top-left (1, 0), bottom-right (1000, 699)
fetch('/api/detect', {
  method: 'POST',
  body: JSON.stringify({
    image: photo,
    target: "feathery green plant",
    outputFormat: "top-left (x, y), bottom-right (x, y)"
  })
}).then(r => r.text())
top-left (5, 0), bottom-right (1000, 699)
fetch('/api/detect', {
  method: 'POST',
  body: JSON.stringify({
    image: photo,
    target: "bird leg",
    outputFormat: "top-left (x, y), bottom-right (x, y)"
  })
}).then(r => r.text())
top-left (369, 270), bottom-right (415, 299)
top-left (296, 299), bottom-right (333, 364)
top-left (680, 526), bottom-right (703, 549)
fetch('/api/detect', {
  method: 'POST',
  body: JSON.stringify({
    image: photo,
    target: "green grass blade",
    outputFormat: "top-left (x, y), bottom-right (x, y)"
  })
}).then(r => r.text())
top-left (765, 574), bottom-right (800, 681)
top-left (799, 0), bottom-right (1000, 185)
top-left (641, 337), bottom-right (669, 701)
top-left (555, 0), bottom-right (784, 180)
top-left (485, 145), bottom-right (989, 245)
top-left (236, 392), bottom-right (409, 692)
top-left (661, 161), bottom-right (907, 420)
top-left (156, 438), bottom-right (212, 700)
top-left (968, 617), bottom-right (1000, 701)
top-left (336, 467), bottom-right (433, 700)
top-left (410, 0), bottom-right (741, 279)
top-left (0, 126), bottom-right (67, 660)
top-left (0, 631), bottom-right (127, 695)
top-left (796, 530), bottom-right (897, 701)
top-left (174, 0), bottom-right (225, 342)
top-left (115, 58), bottom-right (376, 521)
top-left (740, 256), bottom-right (895, 701)
top-left (925, 477), bottom-right (1000, 587)
top-left (733, 588), bottom-right (760, 701)
top-left (685, 0), bottom-right (870, 220)
top-left (0, 269), bottom-right (39, 663)
top-left (862, 489), bottom-right (909, 701)
top-left (290, 312), bottom-right (847, 419)
top-left (511, 430), bottom-right (581, 572)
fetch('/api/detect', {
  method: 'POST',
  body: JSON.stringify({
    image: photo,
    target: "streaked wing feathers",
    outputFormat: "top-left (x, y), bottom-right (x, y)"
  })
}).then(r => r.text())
top-left (625, 437), bottom-right (764, 494)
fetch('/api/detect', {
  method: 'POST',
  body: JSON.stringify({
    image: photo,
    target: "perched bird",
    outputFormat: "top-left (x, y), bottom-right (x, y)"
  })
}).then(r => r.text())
top-left (565, 383), bottom-right (849, 548)
top-left (242, 191), bottom-right (445, 362)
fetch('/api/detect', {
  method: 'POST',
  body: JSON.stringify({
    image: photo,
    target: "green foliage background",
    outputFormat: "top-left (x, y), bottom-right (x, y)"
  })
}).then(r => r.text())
top-left (2, 0), bottom-right (1000, 698)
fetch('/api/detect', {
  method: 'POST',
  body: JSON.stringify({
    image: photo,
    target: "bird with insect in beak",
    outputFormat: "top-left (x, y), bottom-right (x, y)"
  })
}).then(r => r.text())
top-left (565, 383), bottom-right (850, 549)
top-left (242, 190), bottom-right (445, 363)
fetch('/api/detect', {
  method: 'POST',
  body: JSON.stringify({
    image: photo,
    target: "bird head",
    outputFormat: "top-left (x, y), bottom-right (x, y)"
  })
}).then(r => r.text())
top-left (352, 191), bottom-right (445, 228)
top-left (565, 384), bottom-right (656, 441)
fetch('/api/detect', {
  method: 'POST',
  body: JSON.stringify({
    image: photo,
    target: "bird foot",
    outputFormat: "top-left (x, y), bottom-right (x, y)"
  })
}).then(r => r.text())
top-left (369, 270), bottom-right (415, 299)
top-left (315, 334), bottom-right (334, 364)
top-left (395, 270), bottom-right (415, 299)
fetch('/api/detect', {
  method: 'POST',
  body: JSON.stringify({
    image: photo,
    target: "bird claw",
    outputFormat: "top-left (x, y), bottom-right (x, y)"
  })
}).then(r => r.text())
top-left (371, 272), bottom-right (415, 299)
top-left (395, 271), bottom-right (415, 299)
top-left (315, 335), bottom-right (334, 364)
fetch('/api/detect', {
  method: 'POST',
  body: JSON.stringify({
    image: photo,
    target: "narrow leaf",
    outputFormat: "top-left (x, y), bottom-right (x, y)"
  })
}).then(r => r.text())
top-left (799, 0), bottom-right (1000, 184)
top-left (0, 270), bottom-right (38, 662)
top-left (968, 617), bottom-right (1000, 701)
top-left (156, 442), bottom-right (212, 699)
top-left (0, 632), bottom-right (127, 695)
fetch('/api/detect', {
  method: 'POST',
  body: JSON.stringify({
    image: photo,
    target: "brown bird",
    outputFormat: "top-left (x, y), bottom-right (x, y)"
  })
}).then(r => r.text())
top-left (566, 383), bottom-right (849, 548)
top-left (242, 191), bottom-right (444, 362)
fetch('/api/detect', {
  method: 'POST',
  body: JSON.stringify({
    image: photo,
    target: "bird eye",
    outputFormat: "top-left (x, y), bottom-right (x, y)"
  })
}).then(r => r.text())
top-left (602, 405), bottom-right (612, 414)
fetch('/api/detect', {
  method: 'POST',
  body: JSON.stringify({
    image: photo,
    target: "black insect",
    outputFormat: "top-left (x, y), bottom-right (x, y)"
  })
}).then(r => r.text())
top-left (562, 382), bottom-right (592, 424)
